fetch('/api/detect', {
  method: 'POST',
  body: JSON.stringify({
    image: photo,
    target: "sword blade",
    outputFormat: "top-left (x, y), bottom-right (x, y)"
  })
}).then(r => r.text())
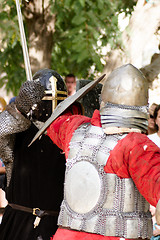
top-left (29, 74), bottom-right (106, 146)
top-left (15, 0), bottom-right (32, 81)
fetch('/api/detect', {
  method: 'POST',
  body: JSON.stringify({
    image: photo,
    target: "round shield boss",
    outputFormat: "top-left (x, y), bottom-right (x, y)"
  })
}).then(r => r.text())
top-left (65, 161), bottom-right (101, 214)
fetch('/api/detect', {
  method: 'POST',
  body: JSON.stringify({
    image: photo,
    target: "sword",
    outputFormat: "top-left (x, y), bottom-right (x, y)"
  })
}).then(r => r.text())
top-left (15, 0), bottom-right (32, 81)
top-left (29, 74), bottom-right (106, 146)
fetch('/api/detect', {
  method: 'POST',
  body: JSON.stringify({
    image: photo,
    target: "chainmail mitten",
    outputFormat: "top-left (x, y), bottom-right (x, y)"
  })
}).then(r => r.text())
top-left (15, 81), bottom-right (45, 116)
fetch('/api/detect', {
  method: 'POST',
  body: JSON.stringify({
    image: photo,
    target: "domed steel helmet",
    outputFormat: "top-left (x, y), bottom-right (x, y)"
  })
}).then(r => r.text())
top-left (32, 68), bottom-right (67, 122)
top-left (100, 64), bottom-right (149, 133)
top-left (101, 64), bottom-right (148, 106)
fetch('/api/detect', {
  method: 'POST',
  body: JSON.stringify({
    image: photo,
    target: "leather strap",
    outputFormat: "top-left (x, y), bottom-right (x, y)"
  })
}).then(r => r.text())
top-left (9, 203), bottom-right (59, 217)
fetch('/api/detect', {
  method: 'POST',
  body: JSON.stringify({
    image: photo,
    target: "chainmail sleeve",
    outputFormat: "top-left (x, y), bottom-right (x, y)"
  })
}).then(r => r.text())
top-left (0, 103), bottom-right (31, 186)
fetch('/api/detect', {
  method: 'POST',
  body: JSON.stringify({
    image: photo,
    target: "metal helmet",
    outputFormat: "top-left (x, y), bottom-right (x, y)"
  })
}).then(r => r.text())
top-left (76, 80), bottom-right (102, 117)
top-left (32, 68), bottom-right (67, 122)
top-left (101, 64), bottom-right (148, 106)
top-left (100, 64), bottom-right (149, 133)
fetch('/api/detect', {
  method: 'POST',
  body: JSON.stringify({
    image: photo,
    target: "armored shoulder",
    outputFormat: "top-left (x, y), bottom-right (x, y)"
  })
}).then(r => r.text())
top-left (0, 103), bottom-right (31, 186)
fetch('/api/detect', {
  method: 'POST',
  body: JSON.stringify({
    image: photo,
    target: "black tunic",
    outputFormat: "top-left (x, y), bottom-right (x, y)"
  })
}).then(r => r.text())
top-left (0, 124), bottom-right (66, 240)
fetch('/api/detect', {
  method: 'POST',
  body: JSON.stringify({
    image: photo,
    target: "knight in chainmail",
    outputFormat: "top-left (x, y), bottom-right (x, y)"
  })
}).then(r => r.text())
top-left (30, 63), bottom-right (160, 240)
top-left (0, 69), bottom-right (72, 240)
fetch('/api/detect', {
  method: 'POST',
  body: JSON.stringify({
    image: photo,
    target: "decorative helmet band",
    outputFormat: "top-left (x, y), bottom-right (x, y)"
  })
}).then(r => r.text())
top-left (32, 68), bottom-right (67, 122)
top-left (33, 68), bottom-right (67, 110)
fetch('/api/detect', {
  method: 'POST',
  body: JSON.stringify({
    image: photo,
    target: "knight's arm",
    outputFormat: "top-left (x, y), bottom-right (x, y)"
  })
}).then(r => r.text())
top-left (47, 114), bottom-right (91, 158)
top-left (105, 132), bottom-right (160, 207)
top-left (0, 103), bottom-right (31, 186)
top-left (0, 81), bottom-right (45, 186)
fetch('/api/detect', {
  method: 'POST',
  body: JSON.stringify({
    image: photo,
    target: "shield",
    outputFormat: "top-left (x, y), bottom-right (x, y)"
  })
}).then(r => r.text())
top-left (29, 74), bottom-right (105, 146)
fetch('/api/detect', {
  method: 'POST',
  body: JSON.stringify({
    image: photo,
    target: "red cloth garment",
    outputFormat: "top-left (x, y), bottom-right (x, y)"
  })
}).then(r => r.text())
top-left (47, 114), bottom-right (91, 158)
top-left (91, 109), bottom-right (102, 127)
top-left (53, 228), bottom-right (131, 240)
top-left (104, 132), bottom-right (160, 207)
top-left (64, 102), bottom-right (84, 116)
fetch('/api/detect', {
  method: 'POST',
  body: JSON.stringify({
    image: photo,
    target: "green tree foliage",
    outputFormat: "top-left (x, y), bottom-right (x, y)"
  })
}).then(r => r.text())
top-left (0, 0), bottom-right (136, 95)
top-left (0, 0), bottom-right (25, 95)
